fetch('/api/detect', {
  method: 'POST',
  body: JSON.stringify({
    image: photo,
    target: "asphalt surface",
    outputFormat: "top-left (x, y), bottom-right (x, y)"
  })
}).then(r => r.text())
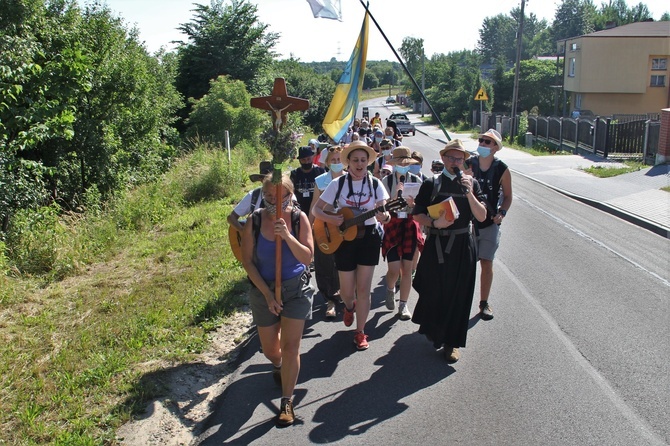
top-left (194, 99), bottom-right (669, 445)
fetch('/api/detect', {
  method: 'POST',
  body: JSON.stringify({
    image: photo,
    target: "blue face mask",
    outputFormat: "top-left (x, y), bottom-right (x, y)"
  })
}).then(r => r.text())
top-left (477, 146), bottom-right (492, 157)
top-left (382, 149), bottom-right (392, 156)
top-left (395, 165), bottom-right (410, 175)
top-left (329, 162), bottom-right (344, 173)
top-left (375, 137), bottom-right (383, 143)
top-left (409, 165), bottom-right (421, 175)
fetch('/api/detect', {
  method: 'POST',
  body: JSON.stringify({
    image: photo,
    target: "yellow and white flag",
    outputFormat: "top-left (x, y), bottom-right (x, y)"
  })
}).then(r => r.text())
top-left (322, 11), bottom-right (369, 142)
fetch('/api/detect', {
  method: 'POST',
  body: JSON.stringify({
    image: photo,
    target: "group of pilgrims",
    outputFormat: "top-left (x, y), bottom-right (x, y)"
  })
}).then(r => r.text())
top-left (227, 113), bottom-right (512, 426)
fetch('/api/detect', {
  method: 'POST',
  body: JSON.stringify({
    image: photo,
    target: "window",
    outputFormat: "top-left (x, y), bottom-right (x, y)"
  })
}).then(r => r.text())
top-left (650, 75), bottom-right (666, 87)
top-left (651, 58), bottom-right (667, 70)
top-left (575, 94), bottom-right (583, 109)
top-left (570, 43), bottom-right (579, 51)
top-left (569, 58), bottom-right (576, 77)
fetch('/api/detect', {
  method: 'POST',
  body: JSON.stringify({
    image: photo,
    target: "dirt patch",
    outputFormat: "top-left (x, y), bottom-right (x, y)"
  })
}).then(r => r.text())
top-left (115, 310), bottom-right (254, 445)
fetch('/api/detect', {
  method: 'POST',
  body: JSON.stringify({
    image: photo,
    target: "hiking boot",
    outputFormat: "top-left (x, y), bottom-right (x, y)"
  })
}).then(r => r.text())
top-left (479, 302), bottom-right (494, 321)
top-left (385, 287), bottom-right (396, 310)
top-left (325, 301), bottom-right (336, 319)
top-left (272, 365), bottom-right (282, 387)
top-left (445, 347), bottom-right (460, 364)
top-left (353, 331), bottom-right (369, 350)
top-left (277, 398), bottom-right (295, 426)
top-left (397, 302), bottom-right (412, 321)
top-left (343, 301), bottom-right (356, 327)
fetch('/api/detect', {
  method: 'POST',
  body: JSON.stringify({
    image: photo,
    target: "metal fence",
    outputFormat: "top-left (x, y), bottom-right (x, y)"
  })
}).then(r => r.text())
top-left (481, 112), bottom-right (660, 163)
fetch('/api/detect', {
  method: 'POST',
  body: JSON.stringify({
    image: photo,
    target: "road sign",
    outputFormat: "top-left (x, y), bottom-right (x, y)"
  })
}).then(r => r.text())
top-left (474, 88), bottom-right (488, 101)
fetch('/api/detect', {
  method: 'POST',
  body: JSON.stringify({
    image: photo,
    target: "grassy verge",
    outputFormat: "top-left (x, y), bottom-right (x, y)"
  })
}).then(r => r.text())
top-left (0, 147), bottom-right (262, 444)
top-left (580, 160), bottom-right (647, 178)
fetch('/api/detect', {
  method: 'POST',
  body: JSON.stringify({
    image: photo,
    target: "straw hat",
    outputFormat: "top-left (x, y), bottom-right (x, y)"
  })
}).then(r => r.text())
top-left (439, 139), bottom-right (470, 159)
top-left (478, 128), bottom-right (503, 150)
top-left (387, 146), bottom-right (420, 166)
top-left (341, 141), bottom-right (377, 166)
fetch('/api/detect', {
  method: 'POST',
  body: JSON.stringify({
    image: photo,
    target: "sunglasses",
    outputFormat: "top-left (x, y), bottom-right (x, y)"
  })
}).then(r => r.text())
top-left (478, 138), bottom-right (494, 145)
top-left (328, 146), bottom-right (342, 152)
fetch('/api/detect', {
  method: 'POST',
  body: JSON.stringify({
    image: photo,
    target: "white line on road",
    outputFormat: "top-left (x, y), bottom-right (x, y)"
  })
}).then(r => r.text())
top-left (519, 195), bottom-right (670, 288)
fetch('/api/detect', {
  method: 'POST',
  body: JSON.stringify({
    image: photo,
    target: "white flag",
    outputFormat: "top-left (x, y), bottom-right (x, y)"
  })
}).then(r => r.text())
top-left (306, 0), bottom-right (342, 21)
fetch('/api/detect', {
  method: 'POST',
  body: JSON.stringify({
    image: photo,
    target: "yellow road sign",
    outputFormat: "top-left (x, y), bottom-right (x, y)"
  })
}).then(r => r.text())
top-left (474, 88), bottom-right (488, 101)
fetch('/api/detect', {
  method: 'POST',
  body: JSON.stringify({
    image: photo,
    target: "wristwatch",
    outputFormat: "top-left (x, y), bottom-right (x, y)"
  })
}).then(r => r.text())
top-left (499, 209), bottom-right (507, 216)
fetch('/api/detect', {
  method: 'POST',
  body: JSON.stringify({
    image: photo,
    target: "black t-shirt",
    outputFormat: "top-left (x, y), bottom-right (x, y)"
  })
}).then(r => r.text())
top-left (466, 156), bottom-right (508, 228)
top-left (290, 165), bottom-right (326, 211)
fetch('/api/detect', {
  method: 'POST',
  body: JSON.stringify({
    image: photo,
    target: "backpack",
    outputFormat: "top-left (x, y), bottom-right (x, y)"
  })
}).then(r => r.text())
top-left (249, 187), bottom-right (263, 213)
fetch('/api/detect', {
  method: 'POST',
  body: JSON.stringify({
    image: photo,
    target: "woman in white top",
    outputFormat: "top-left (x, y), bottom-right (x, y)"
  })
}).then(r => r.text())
top-left (311, 141), bottom-right (390, 351)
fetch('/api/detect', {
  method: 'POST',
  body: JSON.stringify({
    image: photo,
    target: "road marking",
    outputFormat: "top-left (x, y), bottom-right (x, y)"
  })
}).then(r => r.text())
top-left (498, 260), bottom-right (667, 445)
top-left (519, 195), bottom-right (670, 288)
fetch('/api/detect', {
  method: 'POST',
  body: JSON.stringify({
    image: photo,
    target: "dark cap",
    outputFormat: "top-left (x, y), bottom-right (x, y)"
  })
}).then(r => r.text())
top-left (249, 160), bottom-right (272, 182)
top-left (297, 146), bottom-right (315, 159)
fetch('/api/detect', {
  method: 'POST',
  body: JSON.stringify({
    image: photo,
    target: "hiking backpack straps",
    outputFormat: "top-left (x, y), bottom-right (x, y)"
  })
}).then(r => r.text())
top-left (250, 208), bottom-right (301, 264)
top-left (332, 173), bottom-right (378, 209)
top-left (249, 187), bottom-right (262, 213)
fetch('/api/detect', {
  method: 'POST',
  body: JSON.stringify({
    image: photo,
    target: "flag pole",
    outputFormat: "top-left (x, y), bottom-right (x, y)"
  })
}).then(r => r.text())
top-left (358, 0), bottom-right (451, 141)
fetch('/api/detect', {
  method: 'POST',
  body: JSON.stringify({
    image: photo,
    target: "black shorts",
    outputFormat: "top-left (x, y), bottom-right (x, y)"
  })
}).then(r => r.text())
top-left (386, 239), bottom-right (417, 262)
top-left (335, 225), bottom-right (381, 271)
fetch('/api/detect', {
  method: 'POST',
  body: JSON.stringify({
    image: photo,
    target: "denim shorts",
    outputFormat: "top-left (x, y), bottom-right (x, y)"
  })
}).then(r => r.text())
top-left (249, 271), bottom-right (314, 327)
top-left (477, 224), bottom-right (501, 261)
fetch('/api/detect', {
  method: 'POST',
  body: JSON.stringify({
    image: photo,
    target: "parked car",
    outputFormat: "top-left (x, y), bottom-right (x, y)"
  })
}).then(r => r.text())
top-left (385, 96), bottom-right (396, 104)
top-left (386, 112), bottom-right (415, 136)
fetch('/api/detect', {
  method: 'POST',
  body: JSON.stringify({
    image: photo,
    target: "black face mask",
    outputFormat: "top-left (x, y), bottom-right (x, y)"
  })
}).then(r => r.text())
top-left (300, 162), bottom-right (312, 170)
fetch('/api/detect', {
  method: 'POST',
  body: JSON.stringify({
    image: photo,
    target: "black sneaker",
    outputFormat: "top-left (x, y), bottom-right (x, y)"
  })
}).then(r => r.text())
top-left (479, 302), bottom-right (494, 320)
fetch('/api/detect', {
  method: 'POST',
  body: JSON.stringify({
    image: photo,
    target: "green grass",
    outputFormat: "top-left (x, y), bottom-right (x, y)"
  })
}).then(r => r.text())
top-left (661, 185), bottom-right (670, 193)
top-left (0, 147), bottom-right (264, 444)
top-left (581, 160), bottom-right (647, 178)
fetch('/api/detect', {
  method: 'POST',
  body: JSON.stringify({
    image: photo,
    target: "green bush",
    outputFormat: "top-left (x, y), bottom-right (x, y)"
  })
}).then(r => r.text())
top-left (5, 204), bottom-right (64, 275)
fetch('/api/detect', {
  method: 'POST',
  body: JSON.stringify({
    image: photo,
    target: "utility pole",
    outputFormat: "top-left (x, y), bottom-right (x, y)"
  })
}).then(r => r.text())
top-left (421, 48), bottom-right (425, 117)
top-left (511, 0), bottom-right (525, 137)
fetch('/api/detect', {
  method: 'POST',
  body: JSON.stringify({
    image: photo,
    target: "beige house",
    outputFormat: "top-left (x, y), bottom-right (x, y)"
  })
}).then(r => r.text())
top-left (559, 21), bottom-right (670, 117)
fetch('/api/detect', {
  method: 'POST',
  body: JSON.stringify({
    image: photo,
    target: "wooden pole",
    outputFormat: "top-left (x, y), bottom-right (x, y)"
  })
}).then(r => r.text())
top-left (274, 181), bottom-right (282, 305)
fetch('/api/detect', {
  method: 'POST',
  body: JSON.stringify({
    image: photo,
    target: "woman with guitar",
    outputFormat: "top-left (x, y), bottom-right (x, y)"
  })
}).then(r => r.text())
top-left (240, 174), bottom-right (314, 426)
top-left (309, 146), bottom-right (345, 319)
top-left (311, 141), bottom-right (393, 351)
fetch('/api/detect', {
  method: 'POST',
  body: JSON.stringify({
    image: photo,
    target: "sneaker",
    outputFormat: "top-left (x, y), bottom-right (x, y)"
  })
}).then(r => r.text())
top-left (277, 398), bottom-right (295, 426)
top-left (445, 347), bottom-right (460, 364)
top-left (385, 287), bottom-right (396, 310)
top-left (325, 301), bottom-right (336, 319)
top-left (479, 302), bottom-right (494, 320)
top-left (343, 301), bottom-right (356, 327)
top-left (353, 331), bottom-right (369, 350)
top-left (397, 303), bottom-right (412, 321)
top-left (272, 365), bottom-right (282, 387)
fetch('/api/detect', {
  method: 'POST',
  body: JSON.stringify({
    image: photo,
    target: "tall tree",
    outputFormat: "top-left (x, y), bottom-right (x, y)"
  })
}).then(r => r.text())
top-left (477, 14), bottom-right (517, 63)
top-left (551, 0), bottom-right (597, 41)
top-left (175, 0), bottom-right (278, 107)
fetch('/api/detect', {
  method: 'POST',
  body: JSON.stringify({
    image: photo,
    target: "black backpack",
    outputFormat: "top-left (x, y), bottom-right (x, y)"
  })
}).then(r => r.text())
top-left (249, 207), bottom-right (302, 263)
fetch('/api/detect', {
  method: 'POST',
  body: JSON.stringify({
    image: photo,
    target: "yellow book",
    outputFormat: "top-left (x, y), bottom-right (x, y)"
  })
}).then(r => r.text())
top-left (427, 197), bottom-right (460, 220)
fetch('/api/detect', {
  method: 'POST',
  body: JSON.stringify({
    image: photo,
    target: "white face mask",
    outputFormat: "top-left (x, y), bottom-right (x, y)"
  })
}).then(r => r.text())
top-left (382, 149), bottom-right (392, 156)
top-left (329, 163), bottom-right (344, 173)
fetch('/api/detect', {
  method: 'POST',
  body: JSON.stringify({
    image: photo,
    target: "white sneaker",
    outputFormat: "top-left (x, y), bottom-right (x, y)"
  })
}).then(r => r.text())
top-left (325, 301), bottom-right (336, 319)
top-left (398, 303), bottom-right (412, 321)
top-left (385, 287), bottom-right (396, 310)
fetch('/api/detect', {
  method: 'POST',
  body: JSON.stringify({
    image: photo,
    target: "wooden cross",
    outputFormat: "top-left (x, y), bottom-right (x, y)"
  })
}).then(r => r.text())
top-left (250, 78), bottom-right (309, 131)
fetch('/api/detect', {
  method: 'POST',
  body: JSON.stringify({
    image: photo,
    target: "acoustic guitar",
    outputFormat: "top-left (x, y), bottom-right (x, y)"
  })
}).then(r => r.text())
top-left (312, 198), bottom-right (407, 254)
top-left (228, 218), bottom-right (246, 262)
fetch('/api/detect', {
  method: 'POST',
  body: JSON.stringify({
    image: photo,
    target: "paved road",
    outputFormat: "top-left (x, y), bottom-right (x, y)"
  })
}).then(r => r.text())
top-left (195, 100), bottom-right (670, 445)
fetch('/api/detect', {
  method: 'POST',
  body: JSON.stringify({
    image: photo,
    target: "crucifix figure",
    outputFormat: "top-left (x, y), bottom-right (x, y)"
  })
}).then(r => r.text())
top-left (250, 78), bottom-right (310, 131)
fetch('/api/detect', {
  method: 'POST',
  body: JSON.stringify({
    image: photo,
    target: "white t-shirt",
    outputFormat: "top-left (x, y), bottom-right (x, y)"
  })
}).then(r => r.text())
top-left (319, 174), bottom-right (389, 226)
top-left (233, 187), bottom-right (263, 216)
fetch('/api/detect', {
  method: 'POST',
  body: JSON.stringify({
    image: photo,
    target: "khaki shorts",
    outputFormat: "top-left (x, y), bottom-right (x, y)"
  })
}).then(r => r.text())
top-left (249, 271), bottom-right (314, 327)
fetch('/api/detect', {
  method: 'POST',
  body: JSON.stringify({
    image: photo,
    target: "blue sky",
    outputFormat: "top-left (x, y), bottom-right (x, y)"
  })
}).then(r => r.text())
top-left (78, 0), bottom-right (669, 61)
